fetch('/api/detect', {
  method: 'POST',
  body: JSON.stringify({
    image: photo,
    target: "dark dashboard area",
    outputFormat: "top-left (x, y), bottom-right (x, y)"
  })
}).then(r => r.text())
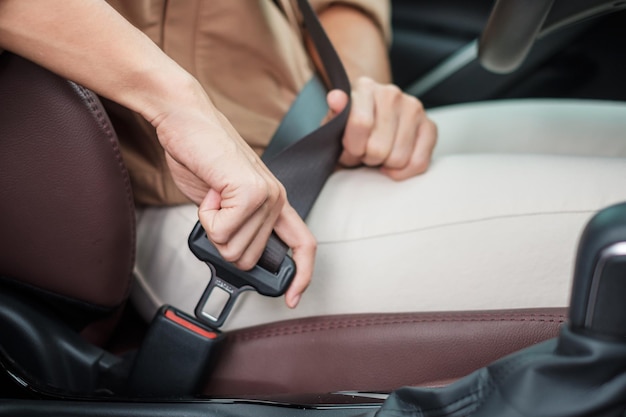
top-left (390, 0), bottom-right (626, 107)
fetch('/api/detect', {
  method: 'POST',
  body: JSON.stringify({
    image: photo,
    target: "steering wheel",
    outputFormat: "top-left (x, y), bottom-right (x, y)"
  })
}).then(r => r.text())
top-left (478, 0), bottom-right (556, 74)
top-left (479, 0), bottom-right (626, 74)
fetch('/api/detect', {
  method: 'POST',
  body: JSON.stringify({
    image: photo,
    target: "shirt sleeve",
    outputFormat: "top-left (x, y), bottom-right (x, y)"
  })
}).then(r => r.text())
top-left (307, 0), bottom-right (391, 44)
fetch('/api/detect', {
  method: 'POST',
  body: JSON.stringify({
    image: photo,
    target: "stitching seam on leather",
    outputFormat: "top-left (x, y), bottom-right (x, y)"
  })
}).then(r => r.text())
top-left (232, 314), bottom-right (566, 341)
top-left (71, 82), bottom-right (137, 302)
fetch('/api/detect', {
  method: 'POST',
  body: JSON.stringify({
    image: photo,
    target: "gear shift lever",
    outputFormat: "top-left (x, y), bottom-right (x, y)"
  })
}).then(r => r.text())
top-left (569, 202), bottom-right (626, 340)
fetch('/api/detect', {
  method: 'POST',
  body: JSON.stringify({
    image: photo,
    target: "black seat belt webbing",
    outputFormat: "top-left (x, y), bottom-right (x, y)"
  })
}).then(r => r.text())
top-left (257, 0), bottom-right (352, 272)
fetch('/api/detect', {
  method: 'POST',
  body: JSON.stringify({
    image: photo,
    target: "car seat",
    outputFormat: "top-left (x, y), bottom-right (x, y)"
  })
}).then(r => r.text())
top-left (0, 50), bottom-right (566, 399)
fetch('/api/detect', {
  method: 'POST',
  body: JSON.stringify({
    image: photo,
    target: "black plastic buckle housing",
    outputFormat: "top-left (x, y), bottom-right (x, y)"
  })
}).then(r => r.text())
top-left (127, 306), bottom-right (224, 398)
top-left (188, 221), bottom-right (296, 328)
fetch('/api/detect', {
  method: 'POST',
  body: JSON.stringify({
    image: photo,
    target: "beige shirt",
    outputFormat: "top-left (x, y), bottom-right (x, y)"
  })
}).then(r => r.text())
top-left (105, 0), bottom-right (390, 205)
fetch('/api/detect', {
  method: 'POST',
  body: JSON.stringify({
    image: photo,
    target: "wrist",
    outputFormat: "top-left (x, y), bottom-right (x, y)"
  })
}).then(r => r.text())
top-left (129, 66), bottom-right (206, 127)
top-left (105, 46), bottom-right (210, 135)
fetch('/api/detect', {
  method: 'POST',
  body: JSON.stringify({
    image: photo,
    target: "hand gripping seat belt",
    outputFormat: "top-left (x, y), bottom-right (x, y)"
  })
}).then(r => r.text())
top-left (188, 0), bottom-right (352, 328)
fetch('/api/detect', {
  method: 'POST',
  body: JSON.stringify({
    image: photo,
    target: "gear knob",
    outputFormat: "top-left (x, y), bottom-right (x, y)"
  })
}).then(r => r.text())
top-left (569, 202), bottom-right (626, 341)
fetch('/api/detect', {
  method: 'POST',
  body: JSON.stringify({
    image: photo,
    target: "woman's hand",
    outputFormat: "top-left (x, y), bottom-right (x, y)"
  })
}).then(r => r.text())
top-left (152, 82), bottom-right (316, 308)
top-left (329, 76), bottom-right (437, 180)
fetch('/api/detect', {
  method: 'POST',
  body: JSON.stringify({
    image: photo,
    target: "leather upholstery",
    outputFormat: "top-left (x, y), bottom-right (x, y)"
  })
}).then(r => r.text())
top-left (0, 53), bottom-right (135, 310)
top-left (205, 307), bottom-right (566, 396)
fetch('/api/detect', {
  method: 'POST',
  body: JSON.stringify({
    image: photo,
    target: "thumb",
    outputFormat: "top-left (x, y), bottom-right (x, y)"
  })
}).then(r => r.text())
top-left (326, 89), bottom-right (349, 115)
top-left (199, 188), bottom-right (222, 213)
top-left (197, 188), bottom-right (223, 243)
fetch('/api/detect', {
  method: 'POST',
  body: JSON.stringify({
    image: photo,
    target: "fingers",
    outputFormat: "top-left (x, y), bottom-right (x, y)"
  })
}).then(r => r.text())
top-left (381, 116), bottom-right (437, 180)
top-left (195, 161), bottom-right (315, 309)
top-left (383, 95), bottom-right (424, 170)
top-left (359, 83), bottom-right (401, 167)
top-left (201, 187), bottom-right (316, 308)
top-left (339, 76), bottom-right (438, 178)
top-left (327, 89), bottom-right (349, 115)
top-left (273, 204), bottom-right (317, 308)
top-left (328, 88), bottom-right (363, 167)
top-left (198, 168), bottom-right (287, 270)
top-left (341, 77), bottom-right (376, 163)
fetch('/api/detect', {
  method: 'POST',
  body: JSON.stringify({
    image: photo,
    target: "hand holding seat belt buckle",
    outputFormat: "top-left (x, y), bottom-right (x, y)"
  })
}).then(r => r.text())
top-left (188, 221), bottom-right (296, 328)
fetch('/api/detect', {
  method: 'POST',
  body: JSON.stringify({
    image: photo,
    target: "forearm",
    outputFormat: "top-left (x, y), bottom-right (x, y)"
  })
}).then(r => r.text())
top-left (314, 4), bottom-right (391, 84)
top-left (0, 0), bottom-right (201, 127)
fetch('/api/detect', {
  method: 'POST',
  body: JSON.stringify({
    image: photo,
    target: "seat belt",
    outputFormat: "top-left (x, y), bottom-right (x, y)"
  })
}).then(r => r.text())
top-left (263, 0), bottom-right (331, 161)
top-left (262, 73), bottom-right (328, 161)
top-left (188, 0), bottom-right (352, 328)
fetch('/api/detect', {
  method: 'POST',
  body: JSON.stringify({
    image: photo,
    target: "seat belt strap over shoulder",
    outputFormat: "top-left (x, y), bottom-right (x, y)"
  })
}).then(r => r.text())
top-left (188, 0), bottom-right (351, 328)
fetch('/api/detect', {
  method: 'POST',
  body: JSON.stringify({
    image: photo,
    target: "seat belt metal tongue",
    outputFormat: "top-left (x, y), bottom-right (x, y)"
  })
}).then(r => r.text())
top-left (189, 0), bottom-right (351, 328)
top-left (189, 223), bottom-right (295, 328)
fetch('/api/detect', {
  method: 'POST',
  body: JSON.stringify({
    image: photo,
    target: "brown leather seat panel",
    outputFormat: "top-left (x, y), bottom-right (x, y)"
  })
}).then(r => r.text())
top-left (205, 308), bottom-right (566, 396)
top-left (0, 53), bottom-right (135, 310)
